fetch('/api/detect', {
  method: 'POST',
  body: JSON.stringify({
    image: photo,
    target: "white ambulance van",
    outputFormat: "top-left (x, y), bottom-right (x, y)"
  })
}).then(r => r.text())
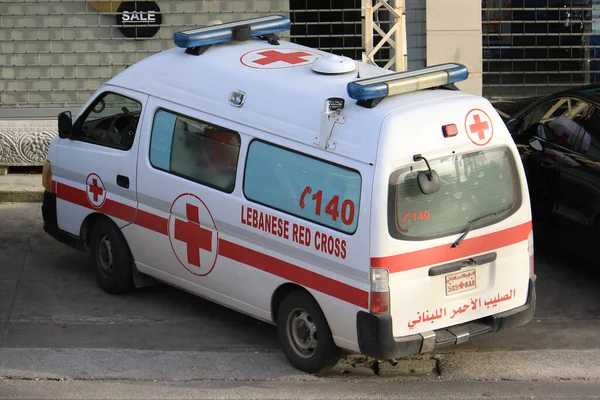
top-left (41, 15), bottom-right (536, 373)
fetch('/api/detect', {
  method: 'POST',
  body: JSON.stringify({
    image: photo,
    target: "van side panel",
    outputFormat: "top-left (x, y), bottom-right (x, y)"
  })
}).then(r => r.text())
top-left (123, 97), bottom-right (371, 352)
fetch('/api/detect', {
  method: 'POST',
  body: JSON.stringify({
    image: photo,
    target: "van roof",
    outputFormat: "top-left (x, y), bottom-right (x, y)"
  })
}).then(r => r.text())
top-left (108, 38), bottom-right (475, 164)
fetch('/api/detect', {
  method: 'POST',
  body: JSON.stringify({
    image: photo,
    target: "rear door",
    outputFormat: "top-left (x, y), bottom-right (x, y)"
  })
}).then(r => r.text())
top-left (370, 102), bottom-right (532, 338)
top-left (54, 87), bottom-right (148, 235)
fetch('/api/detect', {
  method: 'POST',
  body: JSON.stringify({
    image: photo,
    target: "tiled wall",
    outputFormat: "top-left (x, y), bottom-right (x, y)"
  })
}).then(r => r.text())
top-left (0, 0), bottom-right (290, 114)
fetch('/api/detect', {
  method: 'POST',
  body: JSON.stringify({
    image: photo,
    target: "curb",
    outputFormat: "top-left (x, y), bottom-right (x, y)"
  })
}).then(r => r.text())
top-left (0, 190), bottom-right (43, 203)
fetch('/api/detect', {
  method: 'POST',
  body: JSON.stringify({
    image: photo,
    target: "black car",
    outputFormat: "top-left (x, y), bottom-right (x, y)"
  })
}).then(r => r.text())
top-left (505, 84), bottom-right (600, 257)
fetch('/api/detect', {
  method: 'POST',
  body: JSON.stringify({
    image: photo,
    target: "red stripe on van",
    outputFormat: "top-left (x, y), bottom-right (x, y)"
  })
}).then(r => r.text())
top-left (53, 181), bottom-right (367, 308)
top-left (56, 181), bottom-right (136, 222)
top-left (135, 209), bottom-right (169, 235)
top-left (371, 221), bottom-right (532, 273)
top-left (219, 239), bottom-right (369, 309)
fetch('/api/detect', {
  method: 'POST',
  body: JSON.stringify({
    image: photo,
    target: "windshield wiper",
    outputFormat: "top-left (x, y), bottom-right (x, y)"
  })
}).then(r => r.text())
top-left (451, 208), bottom-right (512, 248)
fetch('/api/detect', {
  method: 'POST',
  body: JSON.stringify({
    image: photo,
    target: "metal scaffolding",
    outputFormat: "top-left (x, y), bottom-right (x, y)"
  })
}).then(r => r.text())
top-left (361, 0), bottom-right (408, 71)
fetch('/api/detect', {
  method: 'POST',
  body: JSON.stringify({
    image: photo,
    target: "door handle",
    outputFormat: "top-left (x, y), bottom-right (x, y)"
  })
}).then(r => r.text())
top-left (117, 175), bottom-right (130, 189)
top-left (428, 252), bottom-right (497, 277)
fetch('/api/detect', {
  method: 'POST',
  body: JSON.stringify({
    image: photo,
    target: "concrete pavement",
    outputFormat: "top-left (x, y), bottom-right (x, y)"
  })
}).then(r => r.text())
top-left (0, 202), bottom-right (599, 383)
top-left (3, 380), bottom-right (600, 400)
top-left (0, 174), bottom-right (43, 203)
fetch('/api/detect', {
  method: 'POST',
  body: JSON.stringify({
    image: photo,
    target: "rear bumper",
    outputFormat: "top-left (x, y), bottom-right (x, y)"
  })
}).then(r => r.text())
top-left (42, 190), bottom-right (84, 251)
top-left (356, 276), bottom-right (536, 360)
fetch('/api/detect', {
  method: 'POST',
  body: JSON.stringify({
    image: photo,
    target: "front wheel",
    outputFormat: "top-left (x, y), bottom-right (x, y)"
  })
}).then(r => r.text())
top-left (90, 219), bottom-right (134, 294)
top-left (276, 290), bottom-right (341, 374)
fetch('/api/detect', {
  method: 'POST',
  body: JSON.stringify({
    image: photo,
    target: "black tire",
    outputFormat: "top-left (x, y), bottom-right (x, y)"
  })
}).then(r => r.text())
top-left (276, 290), bottom-right (341, 374)
top-left (90, 218), bottom-right (134, 294)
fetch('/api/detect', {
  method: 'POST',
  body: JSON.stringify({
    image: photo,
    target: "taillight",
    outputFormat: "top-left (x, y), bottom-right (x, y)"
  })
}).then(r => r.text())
top-left (528, 230), bottom-right (534, 277)
top-left (42, 160), bottom-right (53, 193)
top-left (370, 268), bottom-right (390, 314)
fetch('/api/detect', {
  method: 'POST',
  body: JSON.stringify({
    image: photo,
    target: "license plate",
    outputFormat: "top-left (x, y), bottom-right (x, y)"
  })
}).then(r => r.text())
top-left (445, 269), bottom-right (476, 296)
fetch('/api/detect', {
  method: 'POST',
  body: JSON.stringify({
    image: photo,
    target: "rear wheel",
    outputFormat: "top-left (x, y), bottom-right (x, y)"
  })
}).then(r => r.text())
top-left (276, 290), bottom-right (341, 374)
top-left (90, 219), bottom-right (134, 294)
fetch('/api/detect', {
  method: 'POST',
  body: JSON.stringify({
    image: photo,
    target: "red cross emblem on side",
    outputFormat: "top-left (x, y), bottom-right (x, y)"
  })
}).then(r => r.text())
top-left (168, 193), bottom-right (219, 276)
top-left (86, 173), bottom-right (107, 208)
top-left (465, 109), bottom-right (494, 146)
top-left (240, 48), bottom-right (321, 69)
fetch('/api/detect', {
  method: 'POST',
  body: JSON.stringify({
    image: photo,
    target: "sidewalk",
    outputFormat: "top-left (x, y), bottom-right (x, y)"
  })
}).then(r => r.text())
top-left (1, 348), bottom-right (599, 381)
top-left (0, 173), bottom-right (43, 203)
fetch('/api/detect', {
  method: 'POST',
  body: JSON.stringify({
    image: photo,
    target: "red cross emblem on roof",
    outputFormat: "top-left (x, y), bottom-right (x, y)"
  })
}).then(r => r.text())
top-left (85, 173), bottom-right (106, 208)
top-left (168, 193), bottom-right (219, 276)
top-left (465, 109), bottom-right (494, 146)
top-left (254, 50), bottom-right (312, 66)
top-left (241, 48), bottom-right (321, 69)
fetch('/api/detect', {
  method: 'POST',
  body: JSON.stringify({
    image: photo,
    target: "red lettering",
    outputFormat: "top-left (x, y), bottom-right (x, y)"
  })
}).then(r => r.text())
top-left (246, 206), bottom-right (252, 226)
top-left (283, 220), bottom-right (290, 240)
top-left (319, 233), bottom-right (326, 253)
top-left (341, 199), bottom-right (355, 226)
top-left (265, 214), bottom-right (271, 233)
top-left (334, 237), bottom-right (341, 257)
top-left (258, 212), bottom-right (265, 231)
top-left (252, 209), bottom-right (258, 228)
top-left (241, 206), bottom-right (247, 225)
top-left (341, 240), bottom-right (347, 259)
top-left (312, 190), bottom-right (323, 216)
top-left (325, 195), bottom-right (340, 221)
top-left (327, 235), bottom-right (334, 255)
top-left (314, 231), bottom-right (321, 251)
top-left (292, 223), bottom-right (299, 242)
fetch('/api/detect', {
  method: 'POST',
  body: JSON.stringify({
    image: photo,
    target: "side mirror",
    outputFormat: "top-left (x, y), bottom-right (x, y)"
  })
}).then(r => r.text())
top-left (529, 138), bottom-right (544, 152)
top-left (413, 154), bottom-right (441, 195)
top-left (58, 111), bottom-right (73, 139)
top-left (417, 170), bottom-right (441, 195)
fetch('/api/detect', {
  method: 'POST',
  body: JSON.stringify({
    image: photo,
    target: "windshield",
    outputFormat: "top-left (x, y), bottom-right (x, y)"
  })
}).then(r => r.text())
top-left (387, 147), bottom-right (521, 240)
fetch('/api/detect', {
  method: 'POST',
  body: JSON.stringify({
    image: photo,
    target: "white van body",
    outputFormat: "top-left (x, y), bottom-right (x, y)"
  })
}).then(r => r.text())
top-left (42, 17), bottom-right (536, 373)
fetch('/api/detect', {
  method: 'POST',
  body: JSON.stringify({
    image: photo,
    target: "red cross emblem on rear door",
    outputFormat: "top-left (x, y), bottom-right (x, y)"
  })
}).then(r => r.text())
top-left (85, 173), bottom-right (106, 208)
top-left (241, 48), bottom-right (321, 69)
top-left (168, 194), bottom-right (219, 276)
top-left (465, 109), bottom-right (494, 146)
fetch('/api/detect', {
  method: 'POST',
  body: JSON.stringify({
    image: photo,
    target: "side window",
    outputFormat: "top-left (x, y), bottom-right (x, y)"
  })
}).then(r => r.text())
top-left (244, 140), bottom-right (361, 234)
top-left (523, 98), bottom-right (568, 133)
top-left (149, 109), bottom-right (241, 193)
top-left (75, 92), bottom-right (142, 151)
top-left (534, 98), bottom-right (593, 154)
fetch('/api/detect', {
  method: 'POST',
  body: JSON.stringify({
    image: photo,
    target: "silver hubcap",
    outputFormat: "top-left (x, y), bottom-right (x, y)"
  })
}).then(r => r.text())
top-left (97, 235), bottom-right (113, 274)
top-left (287, 308), bottom-right (318, 359)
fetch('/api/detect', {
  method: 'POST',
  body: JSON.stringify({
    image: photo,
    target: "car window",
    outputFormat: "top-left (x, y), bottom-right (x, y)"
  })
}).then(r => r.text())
top-left (149, 109), bottom-right (241, 193)
top-left (523, 98), bottom-right (568, 131)
top-left (75, 92), bottom-right (142, 151)
top-left (522, 98), bottom-right (593, 155)
top-left (388, 147), bottom-right (521, 240)
top-left (244, 140), bottom-right (361, 234)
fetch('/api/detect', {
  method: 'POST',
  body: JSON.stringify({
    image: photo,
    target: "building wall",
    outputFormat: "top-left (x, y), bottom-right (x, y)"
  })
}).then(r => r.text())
top-left (406, 0), bottom-right (426, 71)
top-left (426, 0), bottom-right (483, 95)
top-left (0, 0), bottom-right (289, 116)
top-left (0, 0), bottom-right (289, 167)
top-left (0, 1), bottom-right (429, 167)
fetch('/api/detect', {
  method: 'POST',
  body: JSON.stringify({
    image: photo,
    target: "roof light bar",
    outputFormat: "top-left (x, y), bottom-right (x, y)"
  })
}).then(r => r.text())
top-left (173, 15), bottom-right (291, 48)
top-left (347, 63), bottom-right (469, 102)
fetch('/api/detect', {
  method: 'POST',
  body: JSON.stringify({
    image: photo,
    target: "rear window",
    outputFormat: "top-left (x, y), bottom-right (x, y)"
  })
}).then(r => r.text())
top-left (388, 147), bottom-right (521, 240)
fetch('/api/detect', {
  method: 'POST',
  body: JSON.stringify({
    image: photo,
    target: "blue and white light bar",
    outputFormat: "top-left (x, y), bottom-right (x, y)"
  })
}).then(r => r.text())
top-left (347, 63), bottom-right (469, 101)
top-left (173, 15), bottom-right (291, 48)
